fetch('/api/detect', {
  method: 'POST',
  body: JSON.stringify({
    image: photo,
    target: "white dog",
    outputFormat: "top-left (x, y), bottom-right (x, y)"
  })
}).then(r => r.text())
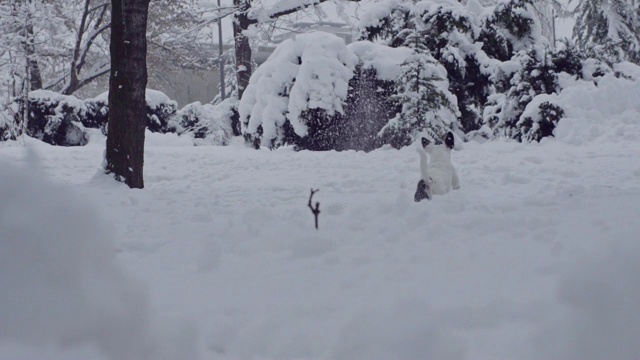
top-left (414, 132), bottom-right (460, 202)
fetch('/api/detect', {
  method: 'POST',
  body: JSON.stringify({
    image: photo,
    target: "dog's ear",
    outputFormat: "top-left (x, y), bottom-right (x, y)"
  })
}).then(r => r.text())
top-left (421, 137), bottom-right (430, 149)
top-left (445, 132), bottom-right (454, 149)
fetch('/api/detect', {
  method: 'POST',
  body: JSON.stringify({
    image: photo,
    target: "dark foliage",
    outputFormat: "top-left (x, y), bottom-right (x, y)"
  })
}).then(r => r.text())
top-left (146, 102), bottom-right (178, 133)
top-left (551, 41), bottom-right (584, 78)
top-left (417, 5), bottom-right (489, 133)
top-left (10, 96), bottom-right (89, 146)
top-left (517, 101), bottom-right (565, 142)
top-left (173, 107), bottom-right (208, 139)
top-left (339, 66), bottom-right (398, 151)
top-left (295, 108), bottom-right (344, 151)
top-left (3, 90), bottom-right (235, 146)
top-left (83, 98), bottom-right (109, 132)
top-left (478, 0), bottom-right (535, 61)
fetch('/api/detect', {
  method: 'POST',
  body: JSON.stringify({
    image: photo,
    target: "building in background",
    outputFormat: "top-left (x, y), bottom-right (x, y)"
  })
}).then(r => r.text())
top-left (159, 22), bottom-right (352, 107)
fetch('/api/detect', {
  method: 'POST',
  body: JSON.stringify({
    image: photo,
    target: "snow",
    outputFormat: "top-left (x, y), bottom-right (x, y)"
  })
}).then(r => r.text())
top-left (240, 31), bottom-right (358, 144)
top-left (28, 89), bottom-right (88, 115)
top-left (348, 41), bottom-right (413, 80)
top-left (3, 73), bottom-right (640, 359)
top-left (92, 89), bottom-right (178, 110)
top-left (356, 0), bottom-right (408, 33)
top-left (521, 71), bottom-right (640, 146)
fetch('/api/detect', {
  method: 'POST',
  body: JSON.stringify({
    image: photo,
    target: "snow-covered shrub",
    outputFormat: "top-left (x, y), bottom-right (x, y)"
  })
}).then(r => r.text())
top-left (145, 89), bottom-right (179, 133)
top-left (172, 98), bottom-right (237, 146)
top-left (517, 100), bottom-right (565, 142)
top-left (11, 90), bottom-right (89, 146)
top-left (0, 89), bottom-right (188, 146)
top-left (483, 48), bottom-right (558, 141)
top-left (482, 43), bottom-right (633, 142)
top-left (551, 41), bottom-right (585, 79)
top-left (172, 102), bottom-right (210, 139)
top-left (240, 32), bottom-right (358, 150)
top-left (90, 89), bottom-right (179, 134)
top-left (83, 97), bottom-right (109, 133)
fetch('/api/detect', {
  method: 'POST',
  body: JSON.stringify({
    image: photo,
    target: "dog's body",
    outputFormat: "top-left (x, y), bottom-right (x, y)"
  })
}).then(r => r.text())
top-left (414, 132), bottom-right (460, 202)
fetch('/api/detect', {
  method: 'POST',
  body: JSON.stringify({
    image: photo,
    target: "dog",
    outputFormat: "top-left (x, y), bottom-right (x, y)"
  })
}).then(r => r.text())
top-left (414, 132), bottom-right (460, 202)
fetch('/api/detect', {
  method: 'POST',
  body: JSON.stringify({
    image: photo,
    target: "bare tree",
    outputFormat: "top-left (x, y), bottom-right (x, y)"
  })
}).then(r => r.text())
top-left (62, 0), bottom-right (110, 95)
top-left (105, 0), bottom-right (150, 189)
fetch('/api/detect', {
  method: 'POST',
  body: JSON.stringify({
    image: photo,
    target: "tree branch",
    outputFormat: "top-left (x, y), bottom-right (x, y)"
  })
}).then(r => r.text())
top-left (61, 61), bottom-right (109, 95)
top-left (247, 0), bottom-right (360, 25)
top-left (307, 188), bottom-right (320, 230)
top-left (77, 24), bottom-right (110, 73)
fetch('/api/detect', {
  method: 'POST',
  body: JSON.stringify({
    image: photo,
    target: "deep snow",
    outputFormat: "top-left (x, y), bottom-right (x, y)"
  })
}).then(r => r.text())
top-left (2, 109), bottom-right (640, 360)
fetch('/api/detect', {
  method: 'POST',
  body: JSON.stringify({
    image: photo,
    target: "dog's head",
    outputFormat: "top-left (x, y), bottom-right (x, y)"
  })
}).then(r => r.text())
top-left (414, 178), bottom-right (431, 202)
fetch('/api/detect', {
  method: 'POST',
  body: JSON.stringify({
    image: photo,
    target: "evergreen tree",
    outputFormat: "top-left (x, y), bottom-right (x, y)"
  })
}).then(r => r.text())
top-left (478, 0), bottom-right (541, 61)
top-left (573, 0), bottom-right (640, 64)
top-left (483, 48), bottom-right (559, 141)
top-left (417, 1), bottom-right (490, 133)
top-left (380, 30), bottom-right (459, 148)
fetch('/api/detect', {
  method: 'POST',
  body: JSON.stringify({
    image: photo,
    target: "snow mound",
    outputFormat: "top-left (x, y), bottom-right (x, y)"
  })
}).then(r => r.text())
top-left (0, 152), bottom-right (150, 360)
top-left (533, 237), bottom-right (640, 360)
top-left (544, 72), bottom-right (640, 145)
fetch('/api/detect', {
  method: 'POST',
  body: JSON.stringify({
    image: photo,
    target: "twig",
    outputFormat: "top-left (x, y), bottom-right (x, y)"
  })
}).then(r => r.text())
top-left (307, 188), bottom-right (320, 230)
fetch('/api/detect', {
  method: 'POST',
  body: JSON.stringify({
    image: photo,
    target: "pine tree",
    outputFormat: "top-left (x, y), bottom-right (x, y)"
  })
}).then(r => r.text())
top-left (380, 30), bottom-right (458, 148)
top-left (417, 1), bottom-right (489, 133)
top-left (573, 0), bottom-right (640, 64)
top-left (483, 48), bottom-right (559, 141)
top-left (478, 0), bottom-right (541, 61)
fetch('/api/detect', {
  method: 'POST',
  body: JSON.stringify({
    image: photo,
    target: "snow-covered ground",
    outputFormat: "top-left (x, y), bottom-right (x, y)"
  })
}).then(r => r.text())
top-left (2, 108), bottom-right (640, 360)
top-left (3, 71), bottom-right (640, 360)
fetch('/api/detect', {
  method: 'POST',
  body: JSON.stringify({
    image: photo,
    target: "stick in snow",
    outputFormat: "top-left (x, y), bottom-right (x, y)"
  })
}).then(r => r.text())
top-left (307, 188), bottom-right (320, 230)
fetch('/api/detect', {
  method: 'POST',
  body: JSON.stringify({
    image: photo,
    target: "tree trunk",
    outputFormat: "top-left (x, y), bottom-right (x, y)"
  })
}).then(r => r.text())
top-left (18, 1), bottom-right (43, 90)
top-left (105, 0), bottom-right (150, 189)
top-left (233, 0), bottom-right (252, 100)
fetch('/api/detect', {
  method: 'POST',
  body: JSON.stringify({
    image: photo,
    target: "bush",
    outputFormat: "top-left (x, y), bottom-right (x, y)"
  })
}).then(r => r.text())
top-left (11, 90), bottom-right (89, 146)
top-left (517, 100), bottom-right (565, 142)
top-left (240, 32), bottom-right (357, 150)
top-left (483, 49), bottom-right (559, 141)
top-left (172, 98), bottom-right (237, 146)
top-left (89, 90), bottom-right (179, 134)
top-left (2, 89), bottom-right (236, 146)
